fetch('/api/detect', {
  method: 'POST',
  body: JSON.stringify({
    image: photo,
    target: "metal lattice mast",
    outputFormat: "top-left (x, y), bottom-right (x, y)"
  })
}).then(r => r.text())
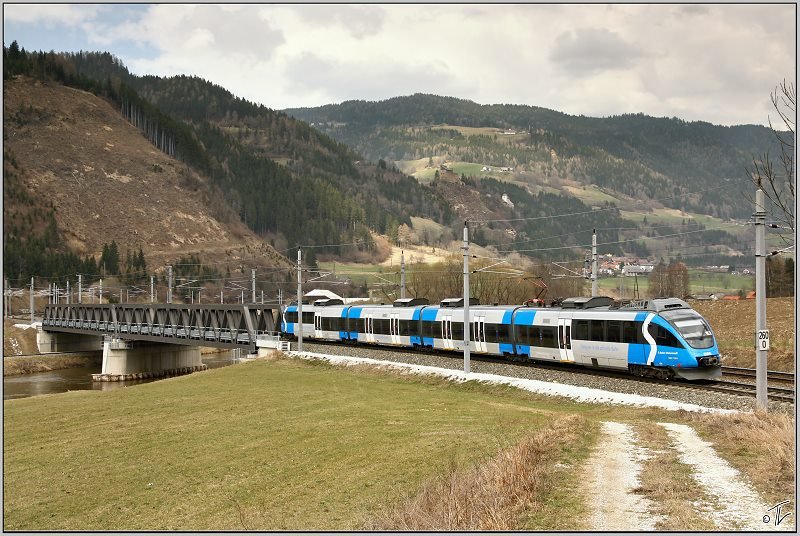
top-left (754, 187), bottom-right (768, 410)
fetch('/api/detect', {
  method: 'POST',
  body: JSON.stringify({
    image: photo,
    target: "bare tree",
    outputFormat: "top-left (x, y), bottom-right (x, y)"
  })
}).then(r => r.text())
top-left (749, 80), bottom-right (795, 242)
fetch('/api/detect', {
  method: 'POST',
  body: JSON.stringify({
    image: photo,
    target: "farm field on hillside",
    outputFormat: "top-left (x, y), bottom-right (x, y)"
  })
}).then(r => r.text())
top-left (694, 297), bottom-right (795, 370)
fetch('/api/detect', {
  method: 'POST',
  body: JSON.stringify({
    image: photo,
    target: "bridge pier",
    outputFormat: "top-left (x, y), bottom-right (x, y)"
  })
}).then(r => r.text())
top-left (37, 328), bottom-right (104, 353)
top-left (93, 338), bottom-right (207, 382)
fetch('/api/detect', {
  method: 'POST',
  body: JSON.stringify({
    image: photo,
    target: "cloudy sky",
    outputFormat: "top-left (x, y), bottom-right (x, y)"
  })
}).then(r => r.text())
top-left (3, 3), bottom-right (796, 125)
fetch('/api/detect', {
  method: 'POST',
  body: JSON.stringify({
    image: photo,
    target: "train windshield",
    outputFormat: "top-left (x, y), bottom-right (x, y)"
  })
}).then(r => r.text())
top-left (660, 310), bottom-right (715, 349)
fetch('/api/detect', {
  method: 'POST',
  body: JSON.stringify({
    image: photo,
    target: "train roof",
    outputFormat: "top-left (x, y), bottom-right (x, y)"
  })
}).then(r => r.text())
top-left (611, 298), bottom-right (691, 312)
top-left (287, 297), bottom-right (692, 313)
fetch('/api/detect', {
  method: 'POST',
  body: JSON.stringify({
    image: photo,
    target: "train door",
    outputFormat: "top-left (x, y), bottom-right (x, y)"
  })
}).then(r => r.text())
top-left (558, 315), bottom-right (575, 362)
top-left (390, 313), bottom-right (400, 344)
top-left (364, 314), bottom-right (375, 343)
top-left (314, 312), bottom-right (323, 339)
top-left (441, 315), bottom-right (454, 350)
top-left (473, 315), bottom-right (487, 353)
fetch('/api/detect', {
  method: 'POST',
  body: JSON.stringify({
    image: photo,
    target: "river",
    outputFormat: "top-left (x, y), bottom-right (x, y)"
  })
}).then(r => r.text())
top-left (3, 352), bottom-right (238, 400)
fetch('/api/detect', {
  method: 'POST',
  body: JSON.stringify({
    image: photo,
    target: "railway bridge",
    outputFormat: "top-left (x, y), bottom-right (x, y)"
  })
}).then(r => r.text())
top-left (39, 303), bottom-right (281, 381)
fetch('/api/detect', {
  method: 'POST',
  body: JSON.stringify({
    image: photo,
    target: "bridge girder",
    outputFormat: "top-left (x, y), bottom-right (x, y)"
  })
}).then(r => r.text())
top-left (42, 303), bottom-right (280, 351)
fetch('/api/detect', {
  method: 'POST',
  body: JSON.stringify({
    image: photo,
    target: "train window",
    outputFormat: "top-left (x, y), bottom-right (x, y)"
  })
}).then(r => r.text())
top-left (517, 325), bottom-right (534, 346)
top-left (302, 312), bottom-right (315, 324)
top-left (486, 323), bottom-right (512, 344)
top-left (452, 322), bottom-right (464, 340)
top-left (285, 312), bottom-right (298, 324)
top-left (399, 320), bottom-right (414, 336)
top-left (648, 324), bottom-right (683, 348)
top-left (540, 326), bottom-right (557, 348)
top-left (484, 323), bottom-right (497, 343)
top-left (607, 321), bottom-right (622, 343)
top-left (573, 320), bottom-right (589, 340)
top-left (622, 321), bottom-right (640, 344)
top-left (525, 325), bottom-right (535, 346)
top-left (422, 320), bottom-right (438, 338)
top-left (661, 310), bottom-right (715, 349)
top-left (321, 317), bottom-right (344, 331)
top-left (359, 318), bottom-right (369, 333)
top-left (590, 320), bottom-right (605, 341)
top-left (497, 323), bottom-right (511, 343)
top-left (374, 318), bottom-right (391, 335)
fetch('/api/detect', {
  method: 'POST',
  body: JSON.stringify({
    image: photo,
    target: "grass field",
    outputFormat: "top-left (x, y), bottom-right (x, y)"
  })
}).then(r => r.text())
top-left (597, 271), bottom-right (756, 296)
top-left (3, 355), bottom-right (794, 530)
top-left (563, 185), bottom-right (621, 206)
top-left (3, 358), bottom-right (589, 530)
top-left (316, 261), bottom-right (392, 287)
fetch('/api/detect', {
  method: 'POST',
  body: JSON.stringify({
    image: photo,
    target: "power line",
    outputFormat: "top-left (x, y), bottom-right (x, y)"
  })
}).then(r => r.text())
top-left (468, 181), bottom-right (737, 225)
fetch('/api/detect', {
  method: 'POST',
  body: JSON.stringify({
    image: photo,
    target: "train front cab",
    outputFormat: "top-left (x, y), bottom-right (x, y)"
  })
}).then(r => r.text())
top-left (654, 307), bottom-right (721, 380)
top-left (621, 299), bottom-right (721, 380)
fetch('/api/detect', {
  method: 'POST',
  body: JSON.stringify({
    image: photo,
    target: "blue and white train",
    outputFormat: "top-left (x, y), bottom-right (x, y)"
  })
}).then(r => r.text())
top-left (281, 295), bottom-right (721, 380)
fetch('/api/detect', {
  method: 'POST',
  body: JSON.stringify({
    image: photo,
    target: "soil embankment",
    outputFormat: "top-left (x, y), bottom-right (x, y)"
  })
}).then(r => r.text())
top-left (4, 353), bottom-right (102, 376)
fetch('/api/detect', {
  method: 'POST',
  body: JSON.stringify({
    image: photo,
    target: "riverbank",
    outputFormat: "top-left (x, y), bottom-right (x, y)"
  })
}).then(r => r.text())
top-left (3, 319), bottom-right (39, 357)
top-left (4, 353), bottom-right (102, 376)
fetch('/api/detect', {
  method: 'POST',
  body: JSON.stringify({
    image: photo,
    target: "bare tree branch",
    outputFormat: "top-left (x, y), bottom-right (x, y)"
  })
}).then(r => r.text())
top-left (748, 81), bottom-right (795, 241)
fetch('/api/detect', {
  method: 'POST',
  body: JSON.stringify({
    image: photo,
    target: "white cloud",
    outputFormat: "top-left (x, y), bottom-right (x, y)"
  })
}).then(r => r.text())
top-left (5, 3), bottom-right (795, 125)
top-left (3, 3), bottom-right (101, 25)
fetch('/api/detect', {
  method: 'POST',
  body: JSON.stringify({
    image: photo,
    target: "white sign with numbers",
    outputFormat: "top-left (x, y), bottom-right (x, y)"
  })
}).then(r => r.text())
top-left (756, 329), bottom-right (770, 350)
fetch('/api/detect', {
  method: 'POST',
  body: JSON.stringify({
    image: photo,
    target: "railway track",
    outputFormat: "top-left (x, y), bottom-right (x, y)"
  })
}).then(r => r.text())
top-left (721, 366), bottom-right (795, 383)
top-left (299, 340), bottom-right (796, 404)
top-left (694, 379), bottom-right (795, 403)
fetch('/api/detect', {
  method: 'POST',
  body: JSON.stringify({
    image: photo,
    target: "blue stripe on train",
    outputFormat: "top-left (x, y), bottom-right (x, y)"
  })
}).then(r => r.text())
top-left (421, 308), bottom-right (438, 322)
top-left (410, 308), bottom-right (423, 346)
top-left (514, 310), bottom-right (536, 325)
top-left (627, 343), bottom-right (647, 364)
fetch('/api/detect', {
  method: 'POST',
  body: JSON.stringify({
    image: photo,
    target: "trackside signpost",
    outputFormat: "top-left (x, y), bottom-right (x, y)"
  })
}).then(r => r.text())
top-left (756, 330), bottom-right (770, 351)
top-left (754, 187), bottom-right (768, 410)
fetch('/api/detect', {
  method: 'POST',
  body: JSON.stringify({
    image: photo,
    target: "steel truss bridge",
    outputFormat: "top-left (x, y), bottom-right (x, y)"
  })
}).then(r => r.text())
top-left (42, 303), bottom-right (280, 351)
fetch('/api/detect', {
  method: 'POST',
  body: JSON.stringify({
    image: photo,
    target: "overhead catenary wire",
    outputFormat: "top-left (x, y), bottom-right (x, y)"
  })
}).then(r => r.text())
top-left (467, 181), bottom-right (738, 225)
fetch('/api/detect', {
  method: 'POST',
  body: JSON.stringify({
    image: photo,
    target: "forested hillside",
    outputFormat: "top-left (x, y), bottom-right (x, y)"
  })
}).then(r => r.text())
top-left (3, 43), bottom-right (757, 284)
top-left (286, 94), bottom-right (780, 220)
top-left (4, 45), bottom-right (452, 264)
top-left (62, 53), bottom-right (453, 255)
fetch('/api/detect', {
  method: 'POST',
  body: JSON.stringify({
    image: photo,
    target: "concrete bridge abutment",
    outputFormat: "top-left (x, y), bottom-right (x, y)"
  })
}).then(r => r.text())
top-left (93, 338), bottom-right (207, 382)
top-left (37, 328), bottom-right (104, 353)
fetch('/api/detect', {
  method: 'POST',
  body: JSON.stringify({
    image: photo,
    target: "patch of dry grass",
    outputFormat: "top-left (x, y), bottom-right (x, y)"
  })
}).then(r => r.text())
top-left (2, 320), bottom-right (39, 356)
top-left (688, 410), bottom-right (795, 508)
top-left (363, 415), bottom-right (587, 531)
top-left (4, 354), bottom-right (99, 376)
top-left (693, 297), bottom-right (795, 370)
top-left (635, 422), bottom-right (717, 530)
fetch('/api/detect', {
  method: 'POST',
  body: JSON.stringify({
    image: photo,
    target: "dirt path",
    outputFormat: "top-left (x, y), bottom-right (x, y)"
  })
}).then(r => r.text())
top-left (659, 422), bottom-right (784, 531)
top-left (584, 420), bottom-right (789, 532)
top-left (584, 421), bottom-right (660, 530)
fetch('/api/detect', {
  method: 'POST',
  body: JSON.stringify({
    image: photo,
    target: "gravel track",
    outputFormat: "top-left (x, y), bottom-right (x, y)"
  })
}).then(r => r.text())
top-left (301, 342), bottom-right (794, 413)
top-left (586, 422), bottom-right (659, 530)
